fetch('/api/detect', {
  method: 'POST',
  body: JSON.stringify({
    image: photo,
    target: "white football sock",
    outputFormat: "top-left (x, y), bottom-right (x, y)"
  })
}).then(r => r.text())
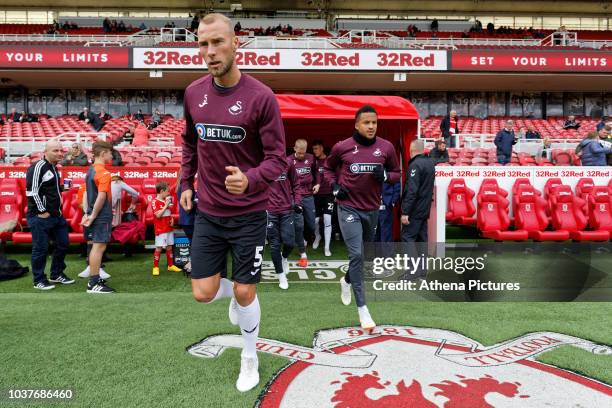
top-left (205, 278), bottom-right (234, 304)
top-left (323, 214), bottom-right (332, 250)
top-left (238, 295), bottom-right (261, 359)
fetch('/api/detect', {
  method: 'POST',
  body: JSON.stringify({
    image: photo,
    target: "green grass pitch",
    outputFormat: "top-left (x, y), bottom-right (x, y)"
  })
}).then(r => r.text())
top-left (0, 241), bottom-right (611, 407)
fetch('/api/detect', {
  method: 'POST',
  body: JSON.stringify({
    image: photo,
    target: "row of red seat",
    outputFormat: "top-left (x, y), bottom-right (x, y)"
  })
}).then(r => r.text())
top-left (421, 117), bottom-right (599, 141)
top-left (0, 177), bottom-right (181, 244)
top-left (447, 177), bottom-right (612, 241)
top-left (433, 147), bottom-right (579, 167)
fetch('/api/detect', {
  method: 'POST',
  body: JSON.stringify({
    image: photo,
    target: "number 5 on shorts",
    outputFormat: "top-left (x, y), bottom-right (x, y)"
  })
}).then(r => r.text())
top-left (253, 246), bottom-right (264, 269)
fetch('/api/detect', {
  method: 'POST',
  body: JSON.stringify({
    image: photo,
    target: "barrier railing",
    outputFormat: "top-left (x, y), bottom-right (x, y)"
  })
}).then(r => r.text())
top-left (419, 133), bottom-right (580, 153)
top-left (2, 132), bottom-right (106, 158)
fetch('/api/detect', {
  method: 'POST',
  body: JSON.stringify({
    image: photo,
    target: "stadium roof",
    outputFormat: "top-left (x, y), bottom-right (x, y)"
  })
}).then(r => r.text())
top-left (1, 0), bottom-right (607, 15)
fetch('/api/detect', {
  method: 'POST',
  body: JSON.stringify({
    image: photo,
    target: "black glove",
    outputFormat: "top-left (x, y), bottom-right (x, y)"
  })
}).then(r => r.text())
top-left (373, 165), bottom-right (386, 183)
top-left (293, 204), bottom-right (303, 214)
top-left (332, 183), bottom-right (349, 200)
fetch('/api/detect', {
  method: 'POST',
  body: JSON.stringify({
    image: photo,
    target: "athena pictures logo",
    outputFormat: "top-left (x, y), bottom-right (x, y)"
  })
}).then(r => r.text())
top-left (187, 326), bottom-right (612, 407)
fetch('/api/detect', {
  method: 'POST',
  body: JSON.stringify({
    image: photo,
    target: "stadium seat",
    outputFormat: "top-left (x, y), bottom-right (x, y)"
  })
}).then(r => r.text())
top-left (0, 179), bottom-right (24, 225)
top-left (141, 179), bottom-right (158, 225)
top-left (550, 185), bottom-right (609, 241)
top-left (511, 178), bottom-right (533, 197)
top-left (514, 184), bottom-right (569, 241)
top-left (479, 178), bottom-right (509, 199)
top-left (477, 186), bottom-right (528, 241)
top-left (588, 187), bottom-right (612, 233)
top-left (543, 178), bottom-right (564, 199)
top-left (0, 193), bottom-right (21, 240)
top-left (576, 178), bottom-right (595, 201)
top-left (445, 178), bottom-right (476, 226)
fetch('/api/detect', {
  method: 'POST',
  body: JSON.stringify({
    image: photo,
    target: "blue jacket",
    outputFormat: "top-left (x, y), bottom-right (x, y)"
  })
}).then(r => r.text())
top-left (381, 182), bottom-right (401, 208)
top-left (494, 128), bottom-right (517, 156)
top-left (579, 139), bottom-right (611, 166)
top-left (176, 184), bottom-right (197, 226)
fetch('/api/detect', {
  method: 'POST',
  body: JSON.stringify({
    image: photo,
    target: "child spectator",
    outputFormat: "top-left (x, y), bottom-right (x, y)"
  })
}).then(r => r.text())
top-left (81, 140), bottom-right (115, 293)
top-left (77, 183), bottom-right (110, 279)
top-left (151, 181), bottom-right (182, 276)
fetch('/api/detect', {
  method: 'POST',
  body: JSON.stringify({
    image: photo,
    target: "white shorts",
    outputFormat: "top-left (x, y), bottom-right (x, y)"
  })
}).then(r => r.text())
top-left (155, 232), bottom-right (174, 248)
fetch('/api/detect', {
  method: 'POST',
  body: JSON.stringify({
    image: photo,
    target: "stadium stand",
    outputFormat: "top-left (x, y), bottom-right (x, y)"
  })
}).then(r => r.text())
top-left (420, 117), bottom-right (598, 140)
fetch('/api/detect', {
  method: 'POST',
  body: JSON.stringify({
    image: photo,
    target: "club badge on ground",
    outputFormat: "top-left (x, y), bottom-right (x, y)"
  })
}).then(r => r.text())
top-left (187, 325), bottom-right (612, 406)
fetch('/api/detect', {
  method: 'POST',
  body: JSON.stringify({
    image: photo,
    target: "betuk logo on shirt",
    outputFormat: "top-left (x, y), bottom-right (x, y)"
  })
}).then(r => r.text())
top-left (349, 163), bottom-right (379, 174)
top-left (195, 123), bottom-right (246, 143)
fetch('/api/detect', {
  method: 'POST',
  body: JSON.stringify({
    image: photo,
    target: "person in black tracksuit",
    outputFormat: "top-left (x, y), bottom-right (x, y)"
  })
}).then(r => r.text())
top-left (25, 140), bottom-right (74, 290)
top-left (401, 140), bottom-right (436, 242)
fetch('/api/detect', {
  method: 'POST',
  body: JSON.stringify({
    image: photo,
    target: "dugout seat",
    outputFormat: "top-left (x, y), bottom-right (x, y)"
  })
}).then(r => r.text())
top-left (477, 186), bottom-right (528, 241)
top-left (479, 178), bottom-right (509, 199)
top-left (514, 184), bottom-right (569, 241)
top-left (0, 193), bottom-right (21, 240)
top-left (543, 178), bottom-right (564, 199)
top-left (141, 179), bottom-right (158, 225)
top-left (0, 179), bottom-right (24, 223)
top-left (445, 178), bottom-right (476, 226)
top-left (550, 185), bottom-right (609, 241)
top-left (588, 187), bottom-right (612, 233)
top-left (576, 178), bottom-right (595, 201)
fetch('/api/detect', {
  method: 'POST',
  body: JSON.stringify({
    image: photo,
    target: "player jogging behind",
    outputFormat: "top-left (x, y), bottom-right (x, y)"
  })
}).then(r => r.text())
top-left (267, 158), bottom-right (301, 290)
top-left (324, 105), bottom-right (400, 329)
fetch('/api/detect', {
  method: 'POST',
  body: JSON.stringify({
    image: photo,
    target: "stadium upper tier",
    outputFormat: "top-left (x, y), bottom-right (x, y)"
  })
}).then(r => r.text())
top-left (420, 117), bottom-right (600, 141)
top-left (0, 24), bottom-right (610, 49)
top-left (0, 116), bottom-right (600, 143)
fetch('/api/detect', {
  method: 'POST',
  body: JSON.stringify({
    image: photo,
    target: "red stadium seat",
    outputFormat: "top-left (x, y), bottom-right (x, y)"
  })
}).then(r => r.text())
top-left (576, 178), bottom-right (595, 201)
top-left (11, 232), bottom-right (32, 243)
top-left (511, 178), bottom-right (532, 197)
top-left (0, 193), bottom-right (21, 240)
top-left (0, 179), bottom-right (24, 223)
top-left (477, 186), bottom-right (528, 241)
top-left (141, 178), bottom-right (158, 225)
top-left (514, 184), bottom-right (569, 241)
top-left (553, 150), bottom-right (572, 166)
top-left (588, 187), bottom-right (612, 233)
top-left (543, 178), bottom-right (564, 199)
top-left (479, 178), bottom-right (509, 198)
top-left (445, 178), bottom-right (476, 226)
top-left (550, 185), bottom-right (609, 241)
